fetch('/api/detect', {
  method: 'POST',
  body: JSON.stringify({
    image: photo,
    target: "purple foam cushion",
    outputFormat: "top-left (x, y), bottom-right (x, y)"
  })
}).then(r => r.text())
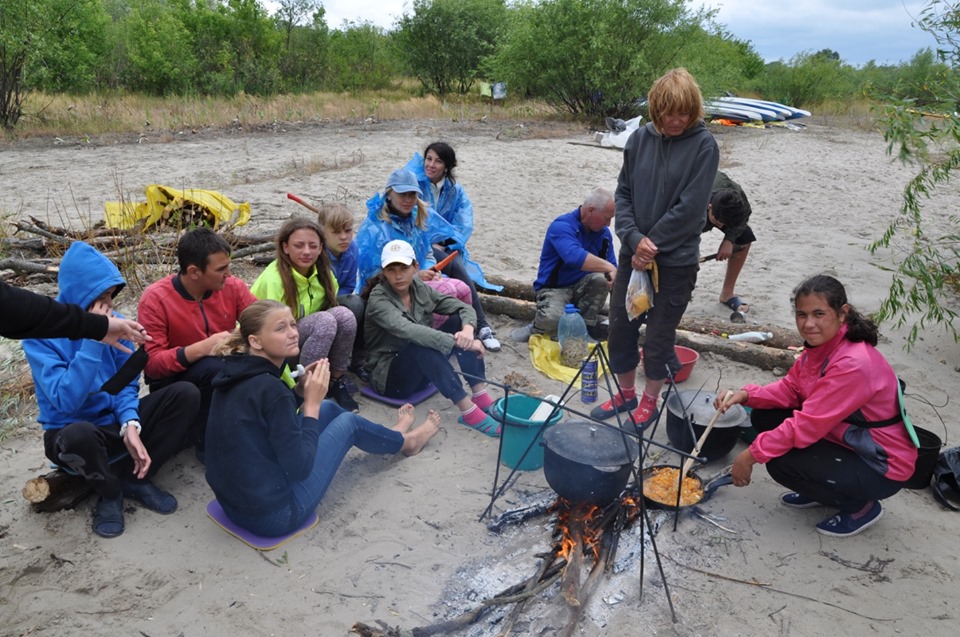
top-left (206, 499), bottom-right (318, 551)
top-left (359, 383), bottom-right (439, 406)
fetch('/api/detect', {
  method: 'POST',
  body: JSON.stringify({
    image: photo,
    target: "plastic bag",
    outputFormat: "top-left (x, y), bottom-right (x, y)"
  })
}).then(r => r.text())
top-left (626, 269), bottom-right (654, 320)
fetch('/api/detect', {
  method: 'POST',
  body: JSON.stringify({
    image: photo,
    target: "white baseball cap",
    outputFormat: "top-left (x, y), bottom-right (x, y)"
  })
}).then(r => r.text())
top-left (381, 239), bottom-right (417, 267)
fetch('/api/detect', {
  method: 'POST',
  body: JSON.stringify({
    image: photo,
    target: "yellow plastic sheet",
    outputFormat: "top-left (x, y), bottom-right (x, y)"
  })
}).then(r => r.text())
top-left (104, 184), bottom-right (251, 230)
top-left (528, 334), bottom-right (607, 387)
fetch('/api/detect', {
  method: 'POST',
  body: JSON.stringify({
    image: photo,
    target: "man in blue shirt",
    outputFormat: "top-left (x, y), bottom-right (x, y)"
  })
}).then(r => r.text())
top-left (511, 187), bottom-right (617, 342)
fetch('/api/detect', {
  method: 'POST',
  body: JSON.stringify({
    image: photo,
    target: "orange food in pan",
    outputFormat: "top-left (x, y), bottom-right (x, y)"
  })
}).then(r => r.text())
top-left (643, 467), bottom-right (704, 507)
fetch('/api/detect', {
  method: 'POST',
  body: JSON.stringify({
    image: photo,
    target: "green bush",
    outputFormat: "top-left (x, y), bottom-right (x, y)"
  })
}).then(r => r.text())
top-left (488, 0), bottom-right (708, 119)
top-left (395, 0), bottom-right (507, 97)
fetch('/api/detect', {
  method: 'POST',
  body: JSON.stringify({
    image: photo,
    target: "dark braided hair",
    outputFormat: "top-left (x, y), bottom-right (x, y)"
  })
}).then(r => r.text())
top-left (792, 275), bottom-right (878, 346)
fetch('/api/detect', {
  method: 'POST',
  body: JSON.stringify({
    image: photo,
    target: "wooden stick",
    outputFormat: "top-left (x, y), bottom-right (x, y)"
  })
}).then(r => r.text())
top-left (679, 392), bottom-right (735, 482)
top-left (0, 259), bottom-right (58, 275)
top-left (287, 192), bottom-right (321, 214)
top-left (496, 551), bottom-right (558, 637)
top-left (13, 221), bottom-right (74, 246)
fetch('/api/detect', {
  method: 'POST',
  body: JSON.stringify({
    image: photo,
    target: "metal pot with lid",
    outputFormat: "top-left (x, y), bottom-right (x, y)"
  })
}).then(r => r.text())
top-left (542, 420), bottom-right (640, 505)
top-left (664, 390), bottom-right (748, 461)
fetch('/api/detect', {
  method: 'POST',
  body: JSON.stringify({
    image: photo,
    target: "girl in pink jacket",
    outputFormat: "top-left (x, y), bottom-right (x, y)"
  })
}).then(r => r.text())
top-left (716, 275), bottom-right (917, 538)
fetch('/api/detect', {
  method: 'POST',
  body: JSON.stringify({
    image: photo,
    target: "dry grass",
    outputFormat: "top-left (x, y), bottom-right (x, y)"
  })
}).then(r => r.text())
top-left (810, 98), bottom-right (880, 131)
top-left (7, 90), bottom-right (563, 140)
top-left (0, 346), bottom-right (36, 442)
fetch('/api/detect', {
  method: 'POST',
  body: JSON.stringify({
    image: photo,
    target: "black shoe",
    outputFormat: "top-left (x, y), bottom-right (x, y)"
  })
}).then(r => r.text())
top-left (349, 361), bottom-right (371, 384)
top-left (329, 376), bottom-right (360, 413)
top-left (93, 494), bottom-right (125, 538)
top-left (122, 480), bottom-right (177, 514)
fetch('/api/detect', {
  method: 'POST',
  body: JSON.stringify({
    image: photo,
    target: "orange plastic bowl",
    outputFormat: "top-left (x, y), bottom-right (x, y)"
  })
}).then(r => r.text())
top-left (641, 345), bottom-right (699, 383)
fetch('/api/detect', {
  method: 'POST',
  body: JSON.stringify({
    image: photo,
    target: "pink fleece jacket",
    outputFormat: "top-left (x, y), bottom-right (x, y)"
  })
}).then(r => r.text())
top-left (745, 324), bottom-right (917, 482)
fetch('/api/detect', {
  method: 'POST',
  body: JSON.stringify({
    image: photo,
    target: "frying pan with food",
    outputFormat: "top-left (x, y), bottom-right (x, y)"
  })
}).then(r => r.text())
top-left (641, 464), bottom-right (733, 511)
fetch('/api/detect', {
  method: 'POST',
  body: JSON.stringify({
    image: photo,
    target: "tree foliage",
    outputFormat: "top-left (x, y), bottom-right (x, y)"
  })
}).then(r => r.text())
top-left (488, 0), bottom-right (707, 118)
top-left (395, 0), bottom-right (507, 97)
top-left (326, 21), bottom-right (400, 92)
top-left (0, 0), bottom-right (111, 128)
top-left (756, 52), bottom-right (857, 108)
top-left (872, 0), bottom-right (960, 346)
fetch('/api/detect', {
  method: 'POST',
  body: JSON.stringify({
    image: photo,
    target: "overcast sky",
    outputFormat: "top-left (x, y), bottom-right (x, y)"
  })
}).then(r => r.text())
top-left (268, 0), bottom-right (942, 67)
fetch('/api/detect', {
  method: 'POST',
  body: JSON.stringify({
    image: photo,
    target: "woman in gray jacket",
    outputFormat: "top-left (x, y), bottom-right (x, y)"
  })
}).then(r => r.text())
top-left (593, 68), bottom-right (720, 430)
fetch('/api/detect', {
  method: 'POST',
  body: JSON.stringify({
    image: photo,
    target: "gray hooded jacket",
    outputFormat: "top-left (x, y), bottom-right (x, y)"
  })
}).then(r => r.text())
top-left (614, 120), bottom-right (720, 267)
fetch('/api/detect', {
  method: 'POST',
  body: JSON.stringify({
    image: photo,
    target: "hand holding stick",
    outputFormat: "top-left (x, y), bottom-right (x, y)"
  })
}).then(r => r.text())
top-left (679, 391), bottom-right (736, 485)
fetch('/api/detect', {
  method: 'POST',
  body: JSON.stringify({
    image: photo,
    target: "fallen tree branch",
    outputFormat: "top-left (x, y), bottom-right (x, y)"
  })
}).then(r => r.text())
top-left (232, 242), bottom-right (275, 258)
top-left (13, 221), bottom-right (74, 246)
top-left (0, 258), bottom-right (59, 275)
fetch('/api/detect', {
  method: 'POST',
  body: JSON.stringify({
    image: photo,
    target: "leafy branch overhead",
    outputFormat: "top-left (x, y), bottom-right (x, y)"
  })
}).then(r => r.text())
top-left (873, 0), bottom-right (960, 347)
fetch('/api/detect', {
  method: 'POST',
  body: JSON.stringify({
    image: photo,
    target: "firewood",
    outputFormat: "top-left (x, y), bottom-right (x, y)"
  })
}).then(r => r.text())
top-left (22, 471), bottom-right (93, 512)
top-left (0, 259), bottom-right (59, 275)
top-left (231, 242), bottom-right (275, 258)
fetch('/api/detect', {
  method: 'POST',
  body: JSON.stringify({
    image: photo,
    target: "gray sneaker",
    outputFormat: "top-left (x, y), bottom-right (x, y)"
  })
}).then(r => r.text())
top-left (510, 324), bottom-right (533, 343)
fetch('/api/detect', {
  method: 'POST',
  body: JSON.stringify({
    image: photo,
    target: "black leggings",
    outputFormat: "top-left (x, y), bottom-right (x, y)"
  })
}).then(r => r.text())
top-left (434, 246), bottom-right (489, 330)
top-left (383, 315), bottom-right (485, 404)
top-left (752, 409), bottom-right (904, 512)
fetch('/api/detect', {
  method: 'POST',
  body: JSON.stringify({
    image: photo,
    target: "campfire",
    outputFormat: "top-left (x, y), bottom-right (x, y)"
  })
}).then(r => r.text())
top-left (351, 489), bottom-right (653, 637)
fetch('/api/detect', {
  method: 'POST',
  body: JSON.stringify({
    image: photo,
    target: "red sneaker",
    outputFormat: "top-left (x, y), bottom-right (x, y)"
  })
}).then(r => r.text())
top-left (628, 394), bottom-right (660, 430)
top-left (589, 392), bottom-right (638, 420)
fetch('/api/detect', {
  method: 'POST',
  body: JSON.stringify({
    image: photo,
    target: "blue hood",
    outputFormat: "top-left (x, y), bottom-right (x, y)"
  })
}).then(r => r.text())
top-left (56, 242), bottom-right (125, 309)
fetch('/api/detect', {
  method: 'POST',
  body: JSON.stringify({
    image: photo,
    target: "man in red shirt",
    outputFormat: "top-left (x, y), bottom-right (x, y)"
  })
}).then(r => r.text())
top-left (138, 228), bottom-right (256, 459)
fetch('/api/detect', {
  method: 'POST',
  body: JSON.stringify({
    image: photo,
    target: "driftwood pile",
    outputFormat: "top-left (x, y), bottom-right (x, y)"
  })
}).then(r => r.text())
top-left (480, 274), bottom-right (802, 372)
top-left (0, 217), bottom-right (276, 281)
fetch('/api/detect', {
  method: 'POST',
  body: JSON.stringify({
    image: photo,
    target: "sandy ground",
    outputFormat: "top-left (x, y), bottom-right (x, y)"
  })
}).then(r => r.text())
top-left (0, 117), bottom-right (958, 637)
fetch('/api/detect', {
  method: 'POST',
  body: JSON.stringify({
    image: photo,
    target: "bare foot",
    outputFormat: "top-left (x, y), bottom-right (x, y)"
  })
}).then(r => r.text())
top-left (393, 403), bottom-right (415, 433)
top-left (401, 410), bottom-right (441, 457)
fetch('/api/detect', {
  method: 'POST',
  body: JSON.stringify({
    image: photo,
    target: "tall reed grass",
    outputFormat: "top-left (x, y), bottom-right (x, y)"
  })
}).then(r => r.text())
top-left (10, 90), bottom-right (563, 140)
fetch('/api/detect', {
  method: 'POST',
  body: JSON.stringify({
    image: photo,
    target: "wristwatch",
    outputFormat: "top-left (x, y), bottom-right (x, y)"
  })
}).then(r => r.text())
top-left (120, 420), bottom-right (142, 437)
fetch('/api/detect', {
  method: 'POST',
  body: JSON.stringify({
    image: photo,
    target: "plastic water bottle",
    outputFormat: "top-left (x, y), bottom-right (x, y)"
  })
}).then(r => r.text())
top-left (558, 304), bottom-right (590, 367)
top-left (728, 331), bottom-right (773, 343)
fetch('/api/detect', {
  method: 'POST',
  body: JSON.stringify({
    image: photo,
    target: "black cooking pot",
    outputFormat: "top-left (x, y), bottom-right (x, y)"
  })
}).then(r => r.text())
top-left (664, 390), bottom-right (748, 462)
top-left (542, 420), bottom-right (639, 505)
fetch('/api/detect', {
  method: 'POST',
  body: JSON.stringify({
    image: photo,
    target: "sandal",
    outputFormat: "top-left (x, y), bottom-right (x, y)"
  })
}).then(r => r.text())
top-left (93, 494), bottom-right (125, 538)
top-left (721, 296), bottom-right (750, 314)
top-left (458, 414), bottom-right (502, 438)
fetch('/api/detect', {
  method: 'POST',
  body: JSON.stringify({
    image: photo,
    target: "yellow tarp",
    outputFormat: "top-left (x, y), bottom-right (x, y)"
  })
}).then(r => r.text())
top-left (104, 185), bottom-right (251, 230)
top-left (528, 334), bottom-right (608, 387)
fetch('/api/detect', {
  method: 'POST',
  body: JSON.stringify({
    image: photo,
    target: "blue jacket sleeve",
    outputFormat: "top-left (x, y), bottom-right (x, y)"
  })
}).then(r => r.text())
top-left (23, 335), bottom-right (139, 424)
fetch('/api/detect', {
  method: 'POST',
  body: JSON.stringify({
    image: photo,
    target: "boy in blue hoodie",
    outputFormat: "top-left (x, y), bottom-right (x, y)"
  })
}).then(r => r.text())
top-left (23, 242), bottom-right (200, 538)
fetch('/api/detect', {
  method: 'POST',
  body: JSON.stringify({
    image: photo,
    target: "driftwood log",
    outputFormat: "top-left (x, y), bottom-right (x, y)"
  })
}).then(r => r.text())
top-left (0, 258), bottom-right (59, 276)
top-left (478, 287), bottom-right (799, 372)
top-left (481, 276), bottom-right (801, 347)
top-left (22, 470), bottom-right (93, 512)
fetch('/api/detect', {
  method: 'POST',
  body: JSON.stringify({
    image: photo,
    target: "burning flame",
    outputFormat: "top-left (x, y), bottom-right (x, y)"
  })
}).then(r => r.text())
top-left (553, 494), bottom-right (645, 562)
top-left (555, 501), bottom-right (603, 560)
